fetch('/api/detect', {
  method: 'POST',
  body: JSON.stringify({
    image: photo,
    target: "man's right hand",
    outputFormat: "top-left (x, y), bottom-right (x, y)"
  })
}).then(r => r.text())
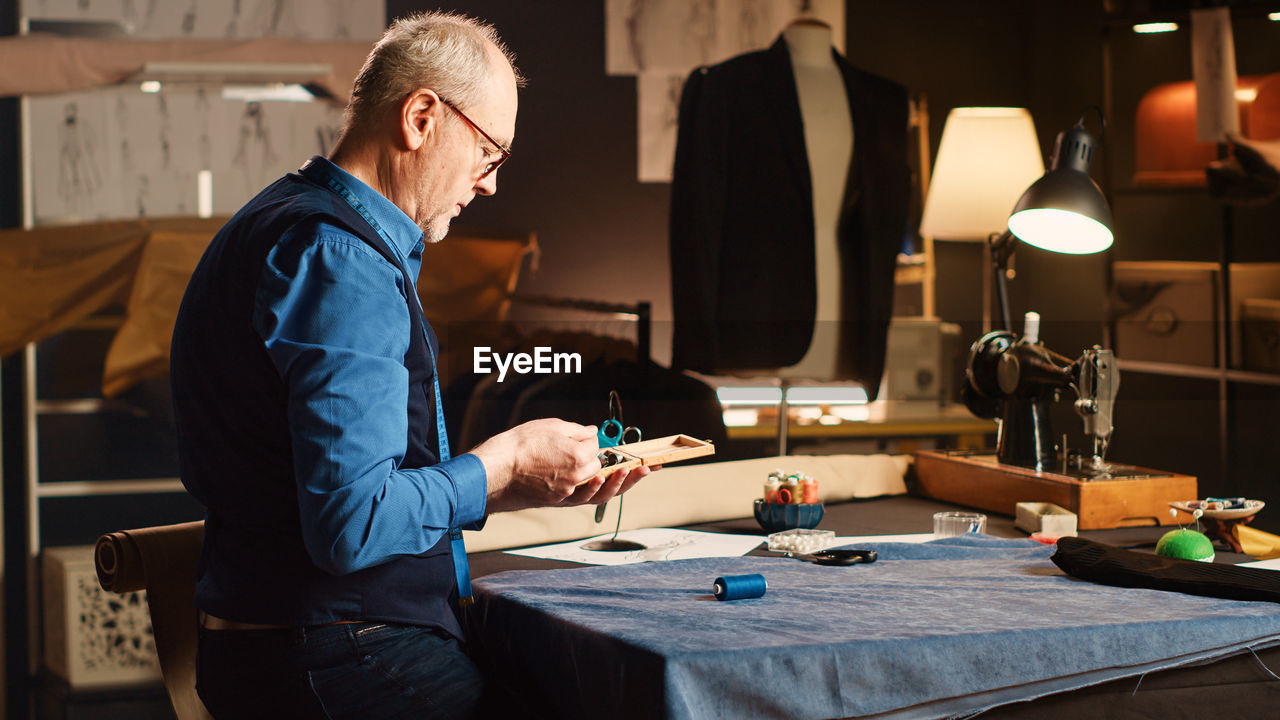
top-left (469, 418), bottom-right (607, 514)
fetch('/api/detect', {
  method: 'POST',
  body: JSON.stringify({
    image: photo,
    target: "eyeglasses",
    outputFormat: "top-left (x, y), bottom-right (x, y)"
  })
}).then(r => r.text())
top-left (440, 98), bottom-right (510, 180)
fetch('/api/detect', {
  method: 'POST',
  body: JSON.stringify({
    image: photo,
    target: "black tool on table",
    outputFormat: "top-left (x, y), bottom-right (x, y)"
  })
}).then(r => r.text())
top-left (788, 549), bottom-right (878, 566)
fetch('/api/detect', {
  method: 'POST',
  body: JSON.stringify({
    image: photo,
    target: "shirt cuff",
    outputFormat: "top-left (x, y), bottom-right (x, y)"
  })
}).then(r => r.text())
top-left (437, 453), bottom-right (488, 528)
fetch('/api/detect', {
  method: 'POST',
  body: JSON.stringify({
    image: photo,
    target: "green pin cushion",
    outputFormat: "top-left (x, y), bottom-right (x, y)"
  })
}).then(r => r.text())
top-left (1155, 529), bottom-right (1215, 562)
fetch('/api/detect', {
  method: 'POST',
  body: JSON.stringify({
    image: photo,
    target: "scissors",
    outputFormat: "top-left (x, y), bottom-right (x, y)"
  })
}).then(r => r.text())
top-left (787, 549), bottom-right (877, 566)
top-left (597, 391), bottom-right (641, 449)
top-left (595, 391), bottom-right (641, 522)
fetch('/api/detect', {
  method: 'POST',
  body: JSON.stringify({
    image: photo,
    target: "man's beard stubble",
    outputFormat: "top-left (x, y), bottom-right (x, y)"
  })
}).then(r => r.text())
top-left (421, 212), bottom-right (450, 244)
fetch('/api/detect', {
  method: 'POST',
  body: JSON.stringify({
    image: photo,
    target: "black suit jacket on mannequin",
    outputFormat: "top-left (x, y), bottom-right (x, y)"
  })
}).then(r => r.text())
top-left (669, 35), bottom-right (909, 400)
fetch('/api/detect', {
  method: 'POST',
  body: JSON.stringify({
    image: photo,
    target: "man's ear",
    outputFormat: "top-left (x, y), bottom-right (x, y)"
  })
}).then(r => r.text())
top-left (399, 88), bottom-right (441, 152)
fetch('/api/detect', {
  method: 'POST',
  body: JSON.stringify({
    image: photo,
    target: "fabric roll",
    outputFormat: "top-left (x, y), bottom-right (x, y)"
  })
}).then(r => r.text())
top-left (1052, 536), bottom-right (1280, 604)
top-left (95, 521), bottom-right (211, 720)
top-left (465, 453), bottom-right (908, 553)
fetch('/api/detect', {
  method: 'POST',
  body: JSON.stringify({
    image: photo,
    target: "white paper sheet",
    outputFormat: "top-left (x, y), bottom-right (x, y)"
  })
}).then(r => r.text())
top-left (506, 528), bottom-right (765, 566)
top-left (505, 530), bottom-right (939, 567)
top-left (1237, 558), bottom-right (1280, 571)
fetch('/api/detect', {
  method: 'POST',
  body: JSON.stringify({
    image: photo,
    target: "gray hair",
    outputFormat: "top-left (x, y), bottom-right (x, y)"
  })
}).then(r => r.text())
top-left (345, 11), bottom-right (523, 132)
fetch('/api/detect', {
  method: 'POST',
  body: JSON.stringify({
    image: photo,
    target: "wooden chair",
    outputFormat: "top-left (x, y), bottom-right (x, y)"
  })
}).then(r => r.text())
top-left (95, 521), bottom-right (212, 720)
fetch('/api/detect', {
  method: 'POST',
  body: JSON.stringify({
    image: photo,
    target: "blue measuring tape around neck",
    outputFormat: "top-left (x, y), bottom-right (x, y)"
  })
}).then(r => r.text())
top-left (300, 160), bottom-right (473, 607)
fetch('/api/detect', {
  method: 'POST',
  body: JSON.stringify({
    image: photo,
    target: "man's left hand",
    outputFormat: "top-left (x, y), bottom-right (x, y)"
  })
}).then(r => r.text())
top-left (555, 464), bottom-right (660, 507)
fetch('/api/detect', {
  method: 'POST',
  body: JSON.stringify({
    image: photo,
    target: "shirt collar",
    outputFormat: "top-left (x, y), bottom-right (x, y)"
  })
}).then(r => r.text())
top-left (303, 156), bottom-right (425, 262)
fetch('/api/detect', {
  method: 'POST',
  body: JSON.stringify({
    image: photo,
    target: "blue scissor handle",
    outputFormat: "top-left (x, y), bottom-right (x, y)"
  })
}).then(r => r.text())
top-left (599, 419), bottom-right (642, 448)
top-left (599, 419), bottom-right (624, 448)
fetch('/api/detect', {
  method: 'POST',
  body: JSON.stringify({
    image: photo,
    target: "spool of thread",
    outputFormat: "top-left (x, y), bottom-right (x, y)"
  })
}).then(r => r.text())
top-left (800, 476), bottom-right (818, 504)
top-left (713, 574), bottom-right (767, 601)
top-left (763, 477), bottom-right (781, 504)
top-left (783, 476), bottom-right (801, 504)
top-left (776, 487), bottom-right (793, 504)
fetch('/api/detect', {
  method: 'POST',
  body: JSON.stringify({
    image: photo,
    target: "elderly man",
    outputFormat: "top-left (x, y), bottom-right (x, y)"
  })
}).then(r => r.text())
top-left (170, 11), bottom-right (648, 719)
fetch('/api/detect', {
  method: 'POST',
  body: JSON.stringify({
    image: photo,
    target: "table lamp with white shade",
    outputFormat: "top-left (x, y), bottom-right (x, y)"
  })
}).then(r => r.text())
top-left (920, 107), bottom-right (1045, 332)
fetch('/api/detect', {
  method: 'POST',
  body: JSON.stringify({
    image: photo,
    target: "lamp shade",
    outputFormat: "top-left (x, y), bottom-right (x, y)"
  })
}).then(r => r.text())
top-left (920, 107), bottom-right (1045, 240)
top-left (1007, 125), bottom-right (1114, 254)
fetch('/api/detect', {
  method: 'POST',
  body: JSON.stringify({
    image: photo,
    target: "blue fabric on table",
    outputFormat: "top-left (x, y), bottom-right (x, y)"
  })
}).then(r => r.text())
top-left (466, 535), bottom-right (1280, 720)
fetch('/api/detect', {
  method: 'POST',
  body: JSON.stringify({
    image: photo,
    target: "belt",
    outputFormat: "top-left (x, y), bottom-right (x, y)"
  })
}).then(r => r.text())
top-left (198, 612), bottom-right (365, 631)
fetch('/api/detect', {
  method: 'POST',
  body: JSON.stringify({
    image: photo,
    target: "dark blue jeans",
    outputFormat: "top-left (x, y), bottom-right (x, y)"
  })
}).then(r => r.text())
top-left (196, 622), bottom-right (485, 719)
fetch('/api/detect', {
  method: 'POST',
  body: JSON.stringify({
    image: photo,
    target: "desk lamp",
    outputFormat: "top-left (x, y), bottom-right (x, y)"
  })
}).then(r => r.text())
top-left (989, 109), bottom-right (1114, 330)
top-left (966, 109), bottom-right (1116, 470)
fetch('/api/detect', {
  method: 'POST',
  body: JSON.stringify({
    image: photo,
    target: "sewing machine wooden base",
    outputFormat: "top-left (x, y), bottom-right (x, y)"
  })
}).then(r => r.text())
top-left (913, 450), bottom-right (1197, 530)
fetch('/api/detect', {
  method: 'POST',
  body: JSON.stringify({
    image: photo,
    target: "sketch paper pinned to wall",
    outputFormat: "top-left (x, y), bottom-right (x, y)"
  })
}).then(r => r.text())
top-left (56, 100), bottom-right (104, 213)
top-left (30, 85), bottom-right (355, 225)
top-left (22, 0), bottom-right (385, 40)
top-left (1190, 6), bottom-right (1239, 143)
top-left (20, 0), bottom-right (384, 225)
top-left (606, 0), bottom-right (845, 182)
top-left (506, 528), bottom-right (764, 566)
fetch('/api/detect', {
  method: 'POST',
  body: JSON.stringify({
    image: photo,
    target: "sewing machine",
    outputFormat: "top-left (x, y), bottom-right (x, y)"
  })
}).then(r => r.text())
top-left (961, 312), bottom-right (1121, 474)
top-left (914, 313), bottom-right (1196, 529)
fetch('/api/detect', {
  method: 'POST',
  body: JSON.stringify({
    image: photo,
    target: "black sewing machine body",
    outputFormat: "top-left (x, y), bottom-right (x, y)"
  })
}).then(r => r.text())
top-left (963, 326), bottom-right (1122, 476)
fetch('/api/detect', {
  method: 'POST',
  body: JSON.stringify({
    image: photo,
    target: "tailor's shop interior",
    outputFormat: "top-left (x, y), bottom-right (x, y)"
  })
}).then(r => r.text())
top-left (2, 1), bottom-right (1280, 719)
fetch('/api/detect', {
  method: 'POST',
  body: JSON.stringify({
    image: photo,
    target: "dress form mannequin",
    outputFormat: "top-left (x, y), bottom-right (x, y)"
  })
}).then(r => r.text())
top-left (669, 18), bottom-right (909, 405)
top-left (775, 20), bottom-right (853, 380)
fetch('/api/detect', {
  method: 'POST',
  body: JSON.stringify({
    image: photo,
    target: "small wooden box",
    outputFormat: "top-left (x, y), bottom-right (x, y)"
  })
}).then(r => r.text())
top-left (594, 434), bottom-right (715, 481)
top-left (913, 450), bottom-right (1197, 530)
top-left (42, 545), bottom-right (161, 688)
top-left (1014, 502), bottom-right (1078, 537)
top-left (1110, 261), bottom-right (1280, 368)
top-left (1242, 298), bottom-right (1280, 373)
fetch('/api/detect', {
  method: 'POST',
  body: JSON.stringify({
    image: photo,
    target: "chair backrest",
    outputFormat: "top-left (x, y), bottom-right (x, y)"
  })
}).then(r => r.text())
top-left (95, 521), bottom-right (213, 720)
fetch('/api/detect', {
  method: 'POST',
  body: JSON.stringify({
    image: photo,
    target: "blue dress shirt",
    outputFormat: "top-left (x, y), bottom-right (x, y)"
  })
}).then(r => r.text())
top-left (251, 158), bottom-right (487, 576)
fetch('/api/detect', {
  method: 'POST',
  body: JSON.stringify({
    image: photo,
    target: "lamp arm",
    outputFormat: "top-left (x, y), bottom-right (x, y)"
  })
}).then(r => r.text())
top-left (988, 230), bottom-right (1017, 331)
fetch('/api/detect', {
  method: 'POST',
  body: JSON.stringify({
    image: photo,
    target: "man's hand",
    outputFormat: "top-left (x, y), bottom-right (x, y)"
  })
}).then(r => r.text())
top-left (469, 418), bottom-right (654, 514)
top-left (553, 463), bottom-right (656, 508)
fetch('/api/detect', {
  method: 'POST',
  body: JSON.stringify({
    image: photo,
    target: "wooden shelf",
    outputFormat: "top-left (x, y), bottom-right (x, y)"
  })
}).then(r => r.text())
top-left (1118, 359), bottom-right (1280, 387)
top-left (726, 403), bottom-right (995, 441)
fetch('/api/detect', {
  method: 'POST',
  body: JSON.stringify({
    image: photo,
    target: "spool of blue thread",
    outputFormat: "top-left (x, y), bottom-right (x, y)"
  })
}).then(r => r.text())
top-left (713, 574), bottom-right (767, 601)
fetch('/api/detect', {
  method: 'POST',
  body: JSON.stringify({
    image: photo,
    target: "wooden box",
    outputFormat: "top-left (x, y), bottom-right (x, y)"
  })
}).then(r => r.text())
top-left (42, 545), bottom-right (161, 688)
top-left (1242, 298), bottom-right (1280, 373)
top-left (594, 434), bottom-right (715, 481)
top-left (913, 450), bottom-right (1197, 530)
top-left (1110, 261), bottom-right (1280, 368)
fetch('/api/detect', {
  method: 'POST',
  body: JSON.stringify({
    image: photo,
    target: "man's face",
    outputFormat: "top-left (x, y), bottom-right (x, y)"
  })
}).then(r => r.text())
top-left (417, 47), bottom-right (518, 243)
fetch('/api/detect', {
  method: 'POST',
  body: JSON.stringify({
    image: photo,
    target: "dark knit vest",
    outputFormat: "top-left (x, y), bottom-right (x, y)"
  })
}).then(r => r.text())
top-left (171, 167), bottom-right (461, 636)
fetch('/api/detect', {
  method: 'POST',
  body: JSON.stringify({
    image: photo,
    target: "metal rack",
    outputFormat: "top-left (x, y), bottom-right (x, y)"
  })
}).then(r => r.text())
top-left (509, 294), bottom-right (652, 364)
top-left (1099, 8), bottom-right (1280, 492)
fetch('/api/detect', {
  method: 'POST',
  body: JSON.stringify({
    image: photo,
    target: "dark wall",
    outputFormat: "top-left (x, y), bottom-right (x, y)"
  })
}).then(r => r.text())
top-left (388, 0), bottom-right (673, 353)
top-left (387, 1), bottom-right (1279, 515)
top-left (390, 0), bottom-right (1111, 414)
top-left (390, 0), bottom-right (1112, 361)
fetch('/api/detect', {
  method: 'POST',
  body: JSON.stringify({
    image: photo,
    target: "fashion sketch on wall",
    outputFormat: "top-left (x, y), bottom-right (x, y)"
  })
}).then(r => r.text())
top-left (20, 0), bottom-right (384, 225)
top-left (23, 0), bottom-right (384, 39)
